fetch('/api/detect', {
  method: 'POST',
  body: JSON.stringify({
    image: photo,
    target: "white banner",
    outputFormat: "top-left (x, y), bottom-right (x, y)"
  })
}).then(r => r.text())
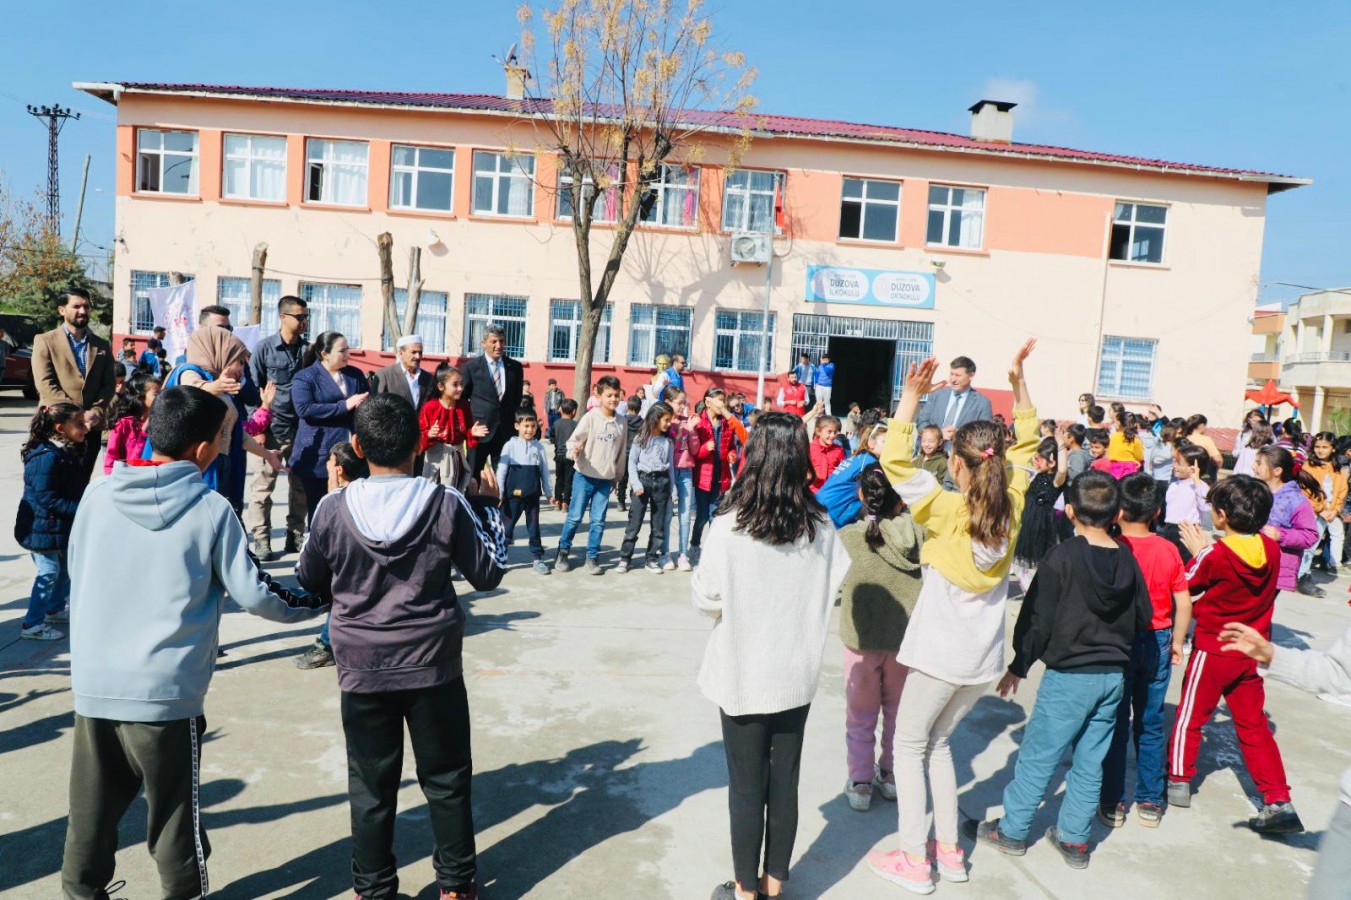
top-left (146, 280), bottom-right (198, 364)
top-left (232, 324), bottom-right (262, 354)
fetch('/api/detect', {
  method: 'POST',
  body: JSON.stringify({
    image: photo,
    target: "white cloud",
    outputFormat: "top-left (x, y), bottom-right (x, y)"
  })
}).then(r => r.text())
top-left (979, 77), bottom-right (1076, 139)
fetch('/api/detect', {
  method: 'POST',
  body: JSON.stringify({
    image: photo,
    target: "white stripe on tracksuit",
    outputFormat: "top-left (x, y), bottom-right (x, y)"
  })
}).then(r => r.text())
top-left (190, 717), bottom-right (209, 898)
top-left (1171, 648), bottom-right (1208, 776)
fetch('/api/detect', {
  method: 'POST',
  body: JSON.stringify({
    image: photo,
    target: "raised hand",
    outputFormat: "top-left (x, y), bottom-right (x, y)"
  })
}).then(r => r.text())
top-left (471, 422), bottom-right (491, 439)
top-left (1008, 339), bottom-right (1037, 386)
top-left (1178, 521), bottom-right (1212, 558)
top-left (260, 381), bottom-right (277, 410)
top-left (903, 357), bottom-right (943, 398)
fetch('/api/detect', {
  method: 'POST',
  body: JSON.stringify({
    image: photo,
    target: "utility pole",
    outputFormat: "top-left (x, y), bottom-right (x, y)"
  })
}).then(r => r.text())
top-left (70, 154), bottom-right (91, 252)
top-left (27, 103), bottom-right (80, 233)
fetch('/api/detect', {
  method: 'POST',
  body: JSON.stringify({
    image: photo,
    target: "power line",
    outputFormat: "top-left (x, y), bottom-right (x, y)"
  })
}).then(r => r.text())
top-left (26, 103), bottom-right (79, 232)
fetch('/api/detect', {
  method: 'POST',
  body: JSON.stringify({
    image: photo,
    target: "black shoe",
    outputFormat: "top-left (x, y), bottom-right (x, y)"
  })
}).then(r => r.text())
top-left (1249, 801), bottom-right (1304, 833)
top-left (284, 533), bottom-right (302, 555)
top-left (94, 881), bottom-right (127, 900)
top-left (965, 817), bottom-right (1026, 856)
top-left (710, 883), bottom-right (755, 900)
top-left (1297, 575), bottom-right (1326, 598)
top-left (1047, 827), bottom-right (1090, 869)
top-left (294, 640), bottom-right (334, 669)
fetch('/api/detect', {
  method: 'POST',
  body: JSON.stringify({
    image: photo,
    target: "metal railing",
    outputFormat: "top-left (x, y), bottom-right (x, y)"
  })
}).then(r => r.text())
top-left (1284, 351), bottom-right (1351, 365)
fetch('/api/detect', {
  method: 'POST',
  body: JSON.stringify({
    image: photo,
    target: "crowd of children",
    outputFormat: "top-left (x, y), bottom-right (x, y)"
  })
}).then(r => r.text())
top-left (16, 332), bottom-right (1351, 900)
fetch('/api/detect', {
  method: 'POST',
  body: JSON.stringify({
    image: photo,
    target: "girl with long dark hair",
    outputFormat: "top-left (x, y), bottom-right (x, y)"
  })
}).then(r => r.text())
top-left (694, 412), bottom-right (852, 900)
top-left (617, 402), bottom-right (676, 573)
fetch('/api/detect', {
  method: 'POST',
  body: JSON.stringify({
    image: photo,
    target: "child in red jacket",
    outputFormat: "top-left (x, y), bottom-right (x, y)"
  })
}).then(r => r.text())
top-left (420, 365), bottom-right (488, 488)
top-left (809, 415), bottom-right (845, 492)
top-left (1168, 474), bottom-right (1302, 833)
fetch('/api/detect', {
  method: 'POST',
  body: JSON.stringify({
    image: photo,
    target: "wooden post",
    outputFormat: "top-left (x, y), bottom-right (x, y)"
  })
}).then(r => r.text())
top-left (403, 247), bottom-right (423, 337)
top-left (249, 242), bottom-right (269, 326)
top-left (377, 232), bottom-right (400, 344)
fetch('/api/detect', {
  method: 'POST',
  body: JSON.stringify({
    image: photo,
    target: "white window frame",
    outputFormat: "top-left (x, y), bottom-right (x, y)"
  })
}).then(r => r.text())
top-left (463, 293), bottom-right (528, 357)
top-left (222, 133), bottom-right (287, 202)
top-left (136, 129), bottom-right (199, 195)
top-left (1096, 335), bottom-right (1158, 400)
top-left (217, 276), bottom-right (282, 333)
top-left (305, 138), bottom-right (369, 207)
top-left (130, 271), bottom-right (195, 334)
top-left (389, 144), bottom-right (456, 213)
top-left (721, 169), bottom-right (784, 234)
top-left (472, 150), bottom-right (536, 218)
top-left (549, 299), bottom-right (612, 362)
top-left (1110, 201), bottom-right (1168, 264)
top-left (628, 304), bottom-right (693, 365)
top-left (713, 309), bottom-right (776, 374)
top-left (926, 184), bottom-right (986, 249)
top-left (382, 289), bottom-right (450, 354)
top-left (640, 164), bottom-right (700, 229)
top-left (556, 162), bottom-right (620, 223)
top-left (839, 176), bottom-right (901, 242)
top-left (298, 281), bottom-right (365, 345)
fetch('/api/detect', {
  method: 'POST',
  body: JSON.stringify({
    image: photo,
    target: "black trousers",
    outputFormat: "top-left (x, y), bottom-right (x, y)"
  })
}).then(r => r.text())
top-left (79, 429), bottom-right (103, 484)
top-left (467, 434), bottom-right (506, 483)
top-left (720, 704), bottom-right (811, 889)
top-left (62, 714), bottom-right (210, 900)
top-left (299, 474), bottom-right (328, 526)
top-left (341, 677), bottom-right (476, 900)
top-left (555, 457), bottom-right (575, 504)
top-left (620, 472), bottom-right (671, 562)
top-left (506, 496), bottom-right (544, 558)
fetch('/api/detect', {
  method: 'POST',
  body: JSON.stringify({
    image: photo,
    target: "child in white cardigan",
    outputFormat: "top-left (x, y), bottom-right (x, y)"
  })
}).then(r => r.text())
top-left (694, 412), bottom-right (852, 900)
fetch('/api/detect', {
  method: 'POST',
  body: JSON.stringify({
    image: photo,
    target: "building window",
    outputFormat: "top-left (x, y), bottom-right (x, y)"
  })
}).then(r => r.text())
top-left (222, 134), bottom-right (286, 202)
top-left (382, 289), bottom-right (449, 355)
top-left (639, 164), bottom-right (700, 228)
top-left (628, 304), bottom-right (692, 365)
top-left (390, 145), bottom-right (455, 213)
top-left (217, 277), bottom-right (282, 334)
top-left (714, 309), bottom-right (776, 373)
top-left (722, 170), bottom-right (783, 233)
top-left (549, 299), bottom-right (612, 363)
top-left (926, 184), bottom-right (985, 249)
top-left (305, 139), bottom-right (369, 206)
top-left (298, 282), bottom-right (364, 345)
top-left (557, 163), bottom-right (619, 222)
top-left (839, 177), bottom-right (900, 242)
top-left (1097, 336), bottom-right (1157, 400)
top-left (130, 271), bottom-right (195, 334)
top-left (464, 293), bottom-right (528, 357)
top-left (472, 151), bottom-right (535, 217)
top-left (1109, 202), bottom-right (1167, 264)
top-left (136, 129), bottom-right (199, 195)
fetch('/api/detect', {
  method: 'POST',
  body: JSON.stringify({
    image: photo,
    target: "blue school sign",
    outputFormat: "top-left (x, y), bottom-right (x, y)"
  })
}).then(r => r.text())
top-left (806, 265), bottom-right (936, 310)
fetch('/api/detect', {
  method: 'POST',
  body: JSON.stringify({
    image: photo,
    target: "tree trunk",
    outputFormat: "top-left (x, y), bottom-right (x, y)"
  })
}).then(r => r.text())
top-left (571, 203), bottom-right (597, 402)
top-left (249, 242), bottom-right (269, 326)
top-left (403, 247), bottom-right (423, 338)
top-left (376, 232), bottom-right (399, 345)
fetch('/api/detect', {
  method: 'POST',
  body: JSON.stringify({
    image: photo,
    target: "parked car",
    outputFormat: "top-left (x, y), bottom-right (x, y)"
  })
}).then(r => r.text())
top-left (0, 313), bottom-right (41, 401)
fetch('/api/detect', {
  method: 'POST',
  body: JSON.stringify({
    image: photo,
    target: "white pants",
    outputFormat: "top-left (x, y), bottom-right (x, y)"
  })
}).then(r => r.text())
top-left (815, 385), bottom-right (833, 414)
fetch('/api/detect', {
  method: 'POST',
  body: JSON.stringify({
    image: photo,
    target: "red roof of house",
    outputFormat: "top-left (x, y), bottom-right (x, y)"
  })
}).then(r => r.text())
top-left (76, 81), bottom-right (1307, 189)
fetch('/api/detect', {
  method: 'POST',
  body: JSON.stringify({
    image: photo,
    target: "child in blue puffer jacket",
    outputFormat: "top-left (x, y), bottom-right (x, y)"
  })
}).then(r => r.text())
top-left (818, 424), bottom-right (887, 527)
top-left (15, 402), bottom-right (88, 640)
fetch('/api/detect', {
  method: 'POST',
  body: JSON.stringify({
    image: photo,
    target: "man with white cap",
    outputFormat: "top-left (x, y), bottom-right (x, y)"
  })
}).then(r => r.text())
top-left (373, 334), bottom-right (435, 412)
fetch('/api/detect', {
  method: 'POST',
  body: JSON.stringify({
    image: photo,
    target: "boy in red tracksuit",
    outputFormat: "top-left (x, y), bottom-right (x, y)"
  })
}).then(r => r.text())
top-left (1167, 474), bottom-right (1303, 833)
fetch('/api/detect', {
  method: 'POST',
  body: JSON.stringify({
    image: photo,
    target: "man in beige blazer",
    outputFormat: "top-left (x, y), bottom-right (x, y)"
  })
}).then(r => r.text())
top-left (31, 289), bottom-right (116, 482)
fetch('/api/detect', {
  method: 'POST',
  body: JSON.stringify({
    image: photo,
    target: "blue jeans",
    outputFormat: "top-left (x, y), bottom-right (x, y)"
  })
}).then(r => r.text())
top-left (1101, 629), bottom-right (1172, 807)
top-left (320, 610), bottom-right (331, 647)
top-left (1000, 669), bottom-right (1124, 844)
top-left (664, 468), bottom-right (694, 558)
top-left (24, 551), bottom-right (70, 629)
top-left (558, 472), bottom-right (612, 558)
top-left (692, 485), bottom-right (723, 549)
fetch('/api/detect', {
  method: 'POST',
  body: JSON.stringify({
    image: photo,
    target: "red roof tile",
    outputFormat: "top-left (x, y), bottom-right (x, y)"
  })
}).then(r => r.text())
top-left (87, 82), bottom-right (1304, 185)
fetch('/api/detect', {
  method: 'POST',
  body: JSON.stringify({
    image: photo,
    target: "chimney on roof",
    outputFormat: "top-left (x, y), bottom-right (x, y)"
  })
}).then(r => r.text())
top-left (969, 100), bottom-right (1016, 144)
top-left (502, 45), bottom-right (531, 100)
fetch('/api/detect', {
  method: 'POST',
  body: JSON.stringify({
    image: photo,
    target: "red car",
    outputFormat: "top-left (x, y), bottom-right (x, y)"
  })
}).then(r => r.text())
top-left (1, 314), bottom-right (40, 401)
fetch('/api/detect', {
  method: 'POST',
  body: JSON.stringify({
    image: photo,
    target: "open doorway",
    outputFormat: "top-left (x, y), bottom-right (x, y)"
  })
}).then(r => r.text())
top-left (826, 337), bottom-right (895, 416)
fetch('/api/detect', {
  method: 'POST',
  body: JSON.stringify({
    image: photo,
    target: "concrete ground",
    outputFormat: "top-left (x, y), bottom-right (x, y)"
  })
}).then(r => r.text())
top-left (0, 391), bottom-right (1345, 899)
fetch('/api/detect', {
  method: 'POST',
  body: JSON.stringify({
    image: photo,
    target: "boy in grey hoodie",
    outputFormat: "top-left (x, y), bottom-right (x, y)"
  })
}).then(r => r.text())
top-left (297, 394), bottom-right (507, 900)
top-left (62, 386), bottom-right (327, 900)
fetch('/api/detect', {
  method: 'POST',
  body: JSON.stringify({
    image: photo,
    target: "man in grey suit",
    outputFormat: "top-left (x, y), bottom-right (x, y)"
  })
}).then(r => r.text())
top-left (915, 356), bottom-right (994, 489)
top-left (372, 335), bottom-right (435, 411)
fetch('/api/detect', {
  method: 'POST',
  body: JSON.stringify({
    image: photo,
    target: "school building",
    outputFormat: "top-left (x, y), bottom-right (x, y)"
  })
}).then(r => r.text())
top-left (1250, 291), bottom-right (1351, 433)
top-left (76, 79), bottom-right (1307, 421)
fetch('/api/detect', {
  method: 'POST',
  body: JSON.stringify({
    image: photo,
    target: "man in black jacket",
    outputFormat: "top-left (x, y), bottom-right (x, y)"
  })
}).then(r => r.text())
top-left (460, 326), bottom-right (523, 475)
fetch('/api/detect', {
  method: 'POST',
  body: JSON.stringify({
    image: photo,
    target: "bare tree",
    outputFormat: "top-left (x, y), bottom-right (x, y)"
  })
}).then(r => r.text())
top-left (517, 0), bottom-right (757, 400)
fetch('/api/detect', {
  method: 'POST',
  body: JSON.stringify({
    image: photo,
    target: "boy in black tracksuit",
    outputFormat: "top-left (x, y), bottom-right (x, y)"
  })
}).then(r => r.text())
top-left (297, 395), bottom-right (506, 900)
top-left (615, 395), bottom-right (643, 511)
top-left (550, 399), bottom-right (579, 508)
top-left (971, 471), bottom-right (1152, 869)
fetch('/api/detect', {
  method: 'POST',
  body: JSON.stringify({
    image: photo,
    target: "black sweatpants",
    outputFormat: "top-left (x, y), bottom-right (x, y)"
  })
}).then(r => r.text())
top-left (506, 496), bottom-right (544, 559)
top-left (555, 457), bottom-right (575, 505)
top-left (299, 474), bottom-right (329, 527)
top-left (620, 472), bottom-right (671, 563)
top-left (341, 677), bottom-right (476, 900)
top-left (62, 714), bottom-right (210, 900)
top-left (720, 704), bottom-right (811, 890)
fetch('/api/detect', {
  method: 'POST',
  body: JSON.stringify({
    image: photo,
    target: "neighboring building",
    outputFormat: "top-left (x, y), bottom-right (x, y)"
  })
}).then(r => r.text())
top-left (76, 80), bottom-right (1307, 419)
top-left (1248, 302), bottom-right (1285, 388)
top-left (1278, 290), bottom-right (1351, 431)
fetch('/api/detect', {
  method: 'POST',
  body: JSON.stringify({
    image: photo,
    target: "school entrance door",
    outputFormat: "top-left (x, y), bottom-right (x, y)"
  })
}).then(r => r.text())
top-left (791, 314), bottom-right (933, 415)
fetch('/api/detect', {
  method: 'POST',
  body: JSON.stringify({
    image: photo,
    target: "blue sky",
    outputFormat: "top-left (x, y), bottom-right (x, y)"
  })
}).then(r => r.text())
top-left (2, 0), bottom-right (1347, 304)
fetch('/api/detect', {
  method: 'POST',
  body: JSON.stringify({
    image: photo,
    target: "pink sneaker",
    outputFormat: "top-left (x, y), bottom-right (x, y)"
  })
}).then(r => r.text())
top-left (867, 848), bottom-right (934, 895)
top-left (928, 840), bottom-right (968, 883)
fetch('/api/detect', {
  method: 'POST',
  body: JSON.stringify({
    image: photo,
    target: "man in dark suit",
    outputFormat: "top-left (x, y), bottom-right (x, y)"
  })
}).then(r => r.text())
top-left (371, 335), bottom-right (435, 411)
top-left (461, 326), bottom-right (523, 474)
top-left (31, 289), bottom-right (116, 482)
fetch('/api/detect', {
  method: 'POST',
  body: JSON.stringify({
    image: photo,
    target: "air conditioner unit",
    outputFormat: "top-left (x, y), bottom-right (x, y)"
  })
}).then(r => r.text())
top-left (730, 232), bottom-right (771, 265)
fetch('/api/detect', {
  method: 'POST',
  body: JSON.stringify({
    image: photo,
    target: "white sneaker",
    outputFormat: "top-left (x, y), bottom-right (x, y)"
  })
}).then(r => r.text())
top-left (662, 556), bottom-right (676, 571)
top-left (678, 554), bottom-right (693, 572)
top-left (21, 623), bottom-right (64, 641)
top-left (614, 560), bottom-right (630, 574)
top-left (873, 765), bottom-right (898, 801)
top-left (845, 779), bottom-right (873, 811)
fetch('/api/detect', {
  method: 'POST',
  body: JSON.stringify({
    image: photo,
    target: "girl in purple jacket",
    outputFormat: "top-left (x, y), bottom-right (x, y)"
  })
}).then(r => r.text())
top-left (1254, 446), bottom-right (1322, 595)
